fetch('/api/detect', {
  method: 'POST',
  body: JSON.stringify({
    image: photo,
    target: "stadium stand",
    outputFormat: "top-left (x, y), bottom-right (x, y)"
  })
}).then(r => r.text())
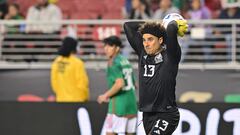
top-left (0, 19), bottom-right (239, 64)
top-left (0, 0), bottom-right (239, 69)
top-left (8, 0), bottom-right (124, 19)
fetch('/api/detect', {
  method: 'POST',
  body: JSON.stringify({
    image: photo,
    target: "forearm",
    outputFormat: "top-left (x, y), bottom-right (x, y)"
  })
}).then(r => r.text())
top-left (124, 21), bottom-right (144, 54)
top-left (166, 21), bottom-right (179, 51)
top-left (105, 79), bottom-right (124, 98)
top-left (166, 20), bottom-right (182, 62)
top-left (167, 21), bottom-right (178, 39)
top-left (124, 21), bottom-right (144, 30)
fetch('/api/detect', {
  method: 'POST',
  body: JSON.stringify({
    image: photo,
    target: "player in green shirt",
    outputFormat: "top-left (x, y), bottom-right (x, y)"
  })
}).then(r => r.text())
top-left (98, 36), bottom-right (138, 135)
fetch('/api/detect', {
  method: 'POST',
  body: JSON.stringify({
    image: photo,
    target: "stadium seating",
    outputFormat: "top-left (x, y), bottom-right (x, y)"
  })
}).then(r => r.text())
top-left (8, 0), bottom-right (124, 19)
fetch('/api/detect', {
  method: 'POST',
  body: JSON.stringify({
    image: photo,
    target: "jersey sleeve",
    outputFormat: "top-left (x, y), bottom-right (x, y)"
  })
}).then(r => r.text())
top-left (111, 62), bottom-right (124, 80)
top-left (123, 21), bottom-right (144, 56)
top-left (166, 20), bottom-right (181, 63)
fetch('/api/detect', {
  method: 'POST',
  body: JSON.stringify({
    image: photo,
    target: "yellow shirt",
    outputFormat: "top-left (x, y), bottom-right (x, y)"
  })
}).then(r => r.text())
top-left (51, 54), bottom-right (89, 102)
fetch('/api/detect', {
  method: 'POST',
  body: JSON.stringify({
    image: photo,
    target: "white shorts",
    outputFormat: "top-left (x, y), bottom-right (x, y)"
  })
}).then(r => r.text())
top-left (105, 114), bottom-right (137, 134)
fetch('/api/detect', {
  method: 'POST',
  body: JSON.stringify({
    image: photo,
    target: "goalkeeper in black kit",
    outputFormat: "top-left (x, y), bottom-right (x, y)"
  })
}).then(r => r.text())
top-left (123, 14), bottom-right (188, 135)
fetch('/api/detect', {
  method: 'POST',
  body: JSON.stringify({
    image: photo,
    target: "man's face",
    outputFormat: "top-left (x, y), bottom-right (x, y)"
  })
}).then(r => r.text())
top-left (191, 0), bottom-right (201, 10)
top-left (36, 0), bottom-right (47, 6)
top-left (132, 0), bottom-right (140, 9)
top-left (9, 5), bottom-right (18, 16)
top-left (104, 44), bottom-right (119, 58)
top-left (160, 0), bottom-right (171, 9)
top-left (143, 34), bottom-right (162, 55)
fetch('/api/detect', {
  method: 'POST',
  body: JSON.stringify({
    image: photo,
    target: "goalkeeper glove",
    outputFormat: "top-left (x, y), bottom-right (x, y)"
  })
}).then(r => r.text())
top-left (176, 20), bottom-right (188, 37)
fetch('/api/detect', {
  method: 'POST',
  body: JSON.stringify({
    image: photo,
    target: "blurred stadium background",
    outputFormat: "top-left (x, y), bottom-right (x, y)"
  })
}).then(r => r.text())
top-left (0, 0), bottom-right (240, 135)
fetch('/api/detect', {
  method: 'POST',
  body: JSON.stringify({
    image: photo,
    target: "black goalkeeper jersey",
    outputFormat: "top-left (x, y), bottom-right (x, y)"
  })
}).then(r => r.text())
top-left (124, 21), bottom-right (181, 112)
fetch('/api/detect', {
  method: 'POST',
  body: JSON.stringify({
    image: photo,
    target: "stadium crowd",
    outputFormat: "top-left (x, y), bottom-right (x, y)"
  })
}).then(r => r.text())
top-left (0, 0), bottom-right (239, 63)
top-left (0, 0), bottom-right (239, 31)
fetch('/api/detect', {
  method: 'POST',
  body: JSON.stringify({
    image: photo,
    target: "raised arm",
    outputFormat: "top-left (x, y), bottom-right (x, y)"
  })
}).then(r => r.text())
top-left (123, 21), bottom-right (144, 55)
top-left (166, 20), bottom-right (187, 63)
top-left (166, 20), bottom-right (179, 55)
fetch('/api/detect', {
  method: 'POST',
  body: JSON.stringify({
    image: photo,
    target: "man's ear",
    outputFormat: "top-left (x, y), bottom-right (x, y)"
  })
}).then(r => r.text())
top-left (158, 37), bottom-right (163, 44)
top-left (116, 46), bottom-right (120, 52)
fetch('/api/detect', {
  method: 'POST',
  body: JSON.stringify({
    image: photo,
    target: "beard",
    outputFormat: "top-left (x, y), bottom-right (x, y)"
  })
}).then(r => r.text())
top-left (144, 47), bottom-right (161, 56)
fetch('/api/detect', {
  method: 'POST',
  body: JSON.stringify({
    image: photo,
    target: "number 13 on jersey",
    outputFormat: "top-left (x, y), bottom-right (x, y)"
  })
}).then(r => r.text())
top-left (144, 65), bottom-right (155, 77)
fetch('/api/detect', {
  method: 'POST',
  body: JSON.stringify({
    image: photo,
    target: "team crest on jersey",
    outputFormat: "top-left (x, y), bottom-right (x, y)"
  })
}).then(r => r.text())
top-left (154, 53), bottom-right (163, 64)
top-left (144, 55), bottom-right (147, 59)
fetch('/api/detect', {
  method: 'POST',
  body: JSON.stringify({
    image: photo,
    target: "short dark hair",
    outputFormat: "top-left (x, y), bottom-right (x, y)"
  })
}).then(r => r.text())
top-left (58, 37), bottom-right (78, 57)
top-left (138, 21), bottom-right (166, 39)
top-left (103, 36), bottom-right (124, 48)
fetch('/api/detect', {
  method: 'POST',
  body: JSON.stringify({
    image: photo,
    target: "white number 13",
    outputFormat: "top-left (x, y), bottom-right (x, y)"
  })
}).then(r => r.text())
top-left (154, 119), bottom-right (169, 131)
top-left (143, 65), bottom-right (155, 77)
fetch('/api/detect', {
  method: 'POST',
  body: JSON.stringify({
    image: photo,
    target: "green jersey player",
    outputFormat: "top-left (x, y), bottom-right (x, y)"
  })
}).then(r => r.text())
top-left (97, 36), bottom-right (138, 135)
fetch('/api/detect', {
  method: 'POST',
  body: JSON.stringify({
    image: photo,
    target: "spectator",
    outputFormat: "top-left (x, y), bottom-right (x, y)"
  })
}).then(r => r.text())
top-left (152, 0), bottom-right (179, 19)
top-left (180, 0), bottom-right (191, 19)
top-left (205, 0), bottom-right (222, 19)
top-left (183, 0), bottom-right (212, 62)
top-left (4, 3), bottom-right (24, 33)
top-left (51, 36), bottom-right (89, 102)
top-left (98, 36), bottom-right (138, 134)
top-left (187, 0), bottom-right (211, 20)
top-left (122, 0), bottom-right (132, 19)
top-left (218, 6), bottom-right (240, 20)
top-left (215, 6), bottom-right (240, 61)
top-left (4, 3), bottom-right (23, 20)
top-left (172, 0), bottom-right (183, 10)
top-left (1, 3), bottom-right (25, 59)
top-left (149, 0), bottom-right (159, 13)
top-left (129, 0), bottom-right (151, 19)
top-left (0, 0), bottom-right (8, 19)
top-left (25, 0), bottom-right (62, 33)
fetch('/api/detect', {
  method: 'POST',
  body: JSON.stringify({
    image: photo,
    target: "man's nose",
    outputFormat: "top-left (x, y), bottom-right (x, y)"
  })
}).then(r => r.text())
top-left (144, 41), bottom-right (150, 46)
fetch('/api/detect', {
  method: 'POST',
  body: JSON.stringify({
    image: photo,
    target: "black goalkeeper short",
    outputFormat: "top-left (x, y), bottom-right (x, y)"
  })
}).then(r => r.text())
top-left (143, 109), bottom-right (180, 135)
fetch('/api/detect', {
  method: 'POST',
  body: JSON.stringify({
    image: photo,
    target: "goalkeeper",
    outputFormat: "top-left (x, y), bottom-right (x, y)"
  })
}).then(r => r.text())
top-left (123, 15), bottom-right (188, 135)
